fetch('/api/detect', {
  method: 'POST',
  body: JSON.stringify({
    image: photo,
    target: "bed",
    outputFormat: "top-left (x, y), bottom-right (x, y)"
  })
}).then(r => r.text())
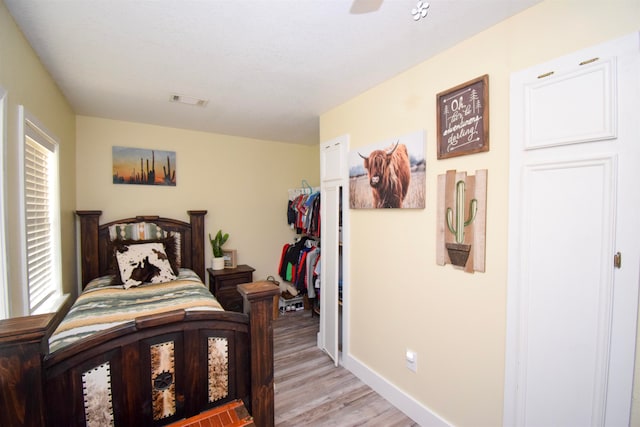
top-left (0, 210), bottom-right (279, 427)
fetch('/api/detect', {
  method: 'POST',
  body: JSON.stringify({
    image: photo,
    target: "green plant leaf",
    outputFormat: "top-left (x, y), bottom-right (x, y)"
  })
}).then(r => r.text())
top-left (210, 229), bottom-right (229, 257)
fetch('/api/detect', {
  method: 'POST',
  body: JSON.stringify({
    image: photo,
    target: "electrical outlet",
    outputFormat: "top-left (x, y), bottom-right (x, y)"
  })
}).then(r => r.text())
top-left (406, 349), bottom-right (417, 372)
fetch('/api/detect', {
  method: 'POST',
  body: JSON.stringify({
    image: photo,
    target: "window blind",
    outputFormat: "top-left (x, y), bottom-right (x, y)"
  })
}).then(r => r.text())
top-left (24, 134), bottom-right (55, 313)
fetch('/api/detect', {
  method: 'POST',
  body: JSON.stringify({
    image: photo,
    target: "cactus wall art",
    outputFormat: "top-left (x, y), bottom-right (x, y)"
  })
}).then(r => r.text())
top-left (436, 169), bottom-right (487, 273)
top-left (112, 146), bottom-right (177, 186)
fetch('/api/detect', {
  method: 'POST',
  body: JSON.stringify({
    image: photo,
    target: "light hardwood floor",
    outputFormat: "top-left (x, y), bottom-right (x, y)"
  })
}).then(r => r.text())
top-left (273, 310), bottom-right (419, 426)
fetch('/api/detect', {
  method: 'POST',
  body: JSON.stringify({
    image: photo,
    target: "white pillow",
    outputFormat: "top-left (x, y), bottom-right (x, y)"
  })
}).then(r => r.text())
top-left (115, 242), bottom-right (177, 289)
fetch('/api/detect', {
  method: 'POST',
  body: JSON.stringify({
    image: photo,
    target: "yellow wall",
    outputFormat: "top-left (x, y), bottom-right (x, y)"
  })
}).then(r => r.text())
top-left (0, 1), bottom-right (76, 314)
top-left (320, 1), bottom-right (640, 426)
top-left (76, 116), bottom-right (319, 283)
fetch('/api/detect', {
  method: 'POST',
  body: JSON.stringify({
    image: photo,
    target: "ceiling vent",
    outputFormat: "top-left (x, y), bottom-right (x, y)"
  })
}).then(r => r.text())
top-left (169, 93), bottom-right (208, 107)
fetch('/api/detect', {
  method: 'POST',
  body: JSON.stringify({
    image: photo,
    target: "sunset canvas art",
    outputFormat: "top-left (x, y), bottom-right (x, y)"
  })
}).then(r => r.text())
top-left (112, 146), bottom-right (176, 186)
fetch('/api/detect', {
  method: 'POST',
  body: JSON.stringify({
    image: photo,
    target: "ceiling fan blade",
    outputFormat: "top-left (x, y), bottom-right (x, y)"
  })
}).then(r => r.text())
top-left (350, 0), bottom-right (384, 14)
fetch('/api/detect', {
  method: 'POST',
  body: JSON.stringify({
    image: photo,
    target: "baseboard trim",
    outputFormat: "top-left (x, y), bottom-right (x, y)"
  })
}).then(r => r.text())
top-left (343, 353), bottom-right (453, 427)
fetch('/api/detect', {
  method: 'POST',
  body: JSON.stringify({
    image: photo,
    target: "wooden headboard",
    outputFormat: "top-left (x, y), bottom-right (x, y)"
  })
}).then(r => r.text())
top-left (76, 210), bottom-right (207, 288)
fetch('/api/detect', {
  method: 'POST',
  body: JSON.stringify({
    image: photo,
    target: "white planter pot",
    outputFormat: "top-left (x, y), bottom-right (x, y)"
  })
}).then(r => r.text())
top-left (211, 257), bottom-right (225, 270)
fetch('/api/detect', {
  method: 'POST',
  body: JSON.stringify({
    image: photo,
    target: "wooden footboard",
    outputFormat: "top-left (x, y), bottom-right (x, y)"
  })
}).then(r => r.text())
top-left (0, 282), bottom-right (278, 427)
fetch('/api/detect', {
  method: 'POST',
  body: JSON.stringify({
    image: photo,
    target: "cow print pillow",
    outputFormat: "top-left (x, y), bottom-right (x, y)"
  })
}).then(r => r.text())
top-left (115, 242), bottom-right (177, 289)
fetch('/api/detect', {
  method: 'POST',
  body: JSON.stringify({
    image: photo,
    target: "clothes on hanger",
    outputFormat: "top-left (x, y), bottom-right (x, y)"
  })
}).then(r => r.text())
top-left (287, 191), bottom-right (321, 237)
top-left (278, 237), bottom-right (320, 295)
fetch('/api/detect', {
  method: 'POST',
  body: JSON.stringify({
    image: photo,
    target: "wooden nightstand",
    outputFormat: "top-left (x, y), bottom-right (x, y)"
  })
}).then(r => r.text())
top-left (207, 265), bottom-right (255, 312)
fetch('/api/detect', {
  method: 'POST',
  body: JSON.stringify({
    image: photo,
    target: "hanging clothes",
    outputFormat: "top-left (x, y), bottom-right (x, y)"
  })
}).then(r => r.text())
top-left (280, 182), bottom-right (321, 297)
top-left (287, 191), bottom-right (321, 237)
top-left (278, 237), bottom-right (320, 294)
top-left (304, 248), bottom-right (320, 299)
top-left (278, 237), bottom-right (310, 282)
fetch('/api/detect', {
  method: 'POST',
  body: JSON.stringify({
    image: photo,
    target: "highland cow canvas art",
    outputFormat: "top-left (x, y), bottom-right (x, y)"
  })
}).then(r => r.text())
top-left (112, 146), bottom-right (176, 186)
top-left (349, 131), bottom-right (426, 209)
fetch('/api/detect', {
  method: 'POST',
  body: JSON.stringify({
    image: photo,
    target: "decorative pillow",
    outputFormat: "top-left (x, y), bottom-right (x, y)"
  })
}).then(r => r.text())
top-left (109, 222), bottom-right (166, 241)
top-left (111, 237), bottom-right (179, 285)
top-left (115, 242), bottom-right (177, 289)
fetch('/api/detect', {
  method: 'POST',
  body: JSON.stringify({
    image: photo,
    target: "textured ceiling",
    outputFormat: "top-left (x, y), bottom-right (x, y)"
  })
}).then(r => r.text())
top-left (5, 0), bottom-right (541, 145)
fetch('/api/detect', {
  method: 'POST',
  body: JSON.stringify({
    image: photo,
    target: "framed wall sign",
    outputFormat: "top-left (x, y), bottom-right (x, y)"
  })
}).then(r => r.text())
top-left (436, 74), bottom-right (489, 159)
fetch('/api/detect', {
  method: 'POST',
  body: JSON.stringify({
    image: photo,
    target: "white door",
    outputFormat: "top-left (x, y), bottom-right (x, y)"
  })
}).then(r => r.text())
top-left (320, 183), bottom-right (340, 366)
top-left (319, 136), bottom-right (349, 367)
top-left (504, 33), bottom-right (640, 427)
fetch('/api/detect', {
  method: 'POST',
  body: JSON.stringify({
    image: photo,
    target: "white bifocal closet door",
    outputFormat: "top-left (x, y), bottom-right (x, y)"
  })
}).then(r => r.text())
top-left (504, 33), bottom-right (640, 427)
top-left (319, 136), bottom-right (348, 367)
top-left (320, 184), bottom-right (340, 366)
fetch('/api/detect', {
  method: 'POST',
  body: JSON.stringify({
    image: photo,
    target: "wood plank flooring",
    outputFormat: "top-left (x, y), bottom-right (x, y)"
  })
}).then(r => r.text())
top-left (273, 310), bottom-right (419, 426)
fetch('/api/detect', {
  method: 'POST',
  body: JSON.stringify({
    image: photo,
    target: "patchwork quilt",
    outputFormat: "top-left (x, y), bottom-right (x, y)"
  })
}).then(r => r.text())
top-left (49, 268), bottom-right (223, 353)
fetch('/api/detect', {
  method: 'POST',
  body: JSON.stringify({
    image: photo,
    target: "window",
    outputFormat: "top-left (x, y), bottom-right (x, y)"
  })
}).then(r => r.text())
top-left (19, 106), bottom-right (62, 315)
top-left (0, 89), bottom-right (7, 319)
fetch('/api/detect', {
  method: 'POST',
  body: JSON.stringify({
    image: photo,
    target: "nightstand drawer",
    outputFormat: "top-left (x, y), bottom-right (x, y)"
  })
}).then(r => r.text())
top-left (207, 265), bottom-right (255, 312)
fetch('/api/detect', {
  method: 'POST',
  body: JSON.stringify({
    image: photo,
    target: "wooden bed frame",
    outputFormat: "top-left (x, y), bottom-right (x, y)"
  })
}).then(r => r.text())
top-left (0, 210), bottom-right (279, 427)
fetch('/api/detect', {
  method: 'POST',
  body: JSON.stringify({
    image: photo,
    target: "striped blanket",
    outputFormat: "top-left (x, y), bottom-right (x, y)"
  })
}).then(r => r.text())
top-left (49, 268), bottom-right (223, 353)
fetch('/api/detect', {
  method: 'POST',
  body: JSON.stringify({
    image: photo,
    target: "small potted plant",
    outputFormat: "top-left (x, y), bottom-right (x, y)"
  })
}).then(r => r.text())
top-left (209, 229), bottom-right (229, 270)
